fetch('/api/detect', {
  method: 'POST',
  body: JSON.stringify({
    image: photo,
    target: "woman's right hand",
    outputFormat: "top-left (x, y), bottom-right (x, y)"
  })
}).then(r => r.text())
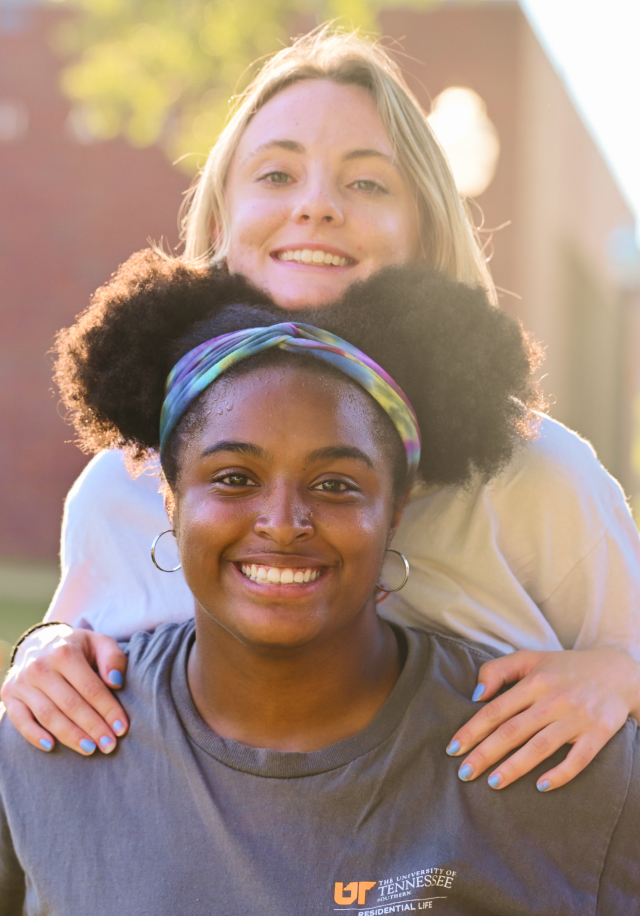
top-left (1, 624), bottom-right (129, 755)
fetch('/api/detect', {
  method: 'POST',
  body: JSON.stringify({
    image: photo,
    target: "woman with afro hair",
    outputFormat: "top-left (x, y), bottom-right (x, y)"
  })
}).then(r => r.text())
top-left (1, 252), bottom-right (639, 915)
top-left (4, 28), bottom-right (640, 797)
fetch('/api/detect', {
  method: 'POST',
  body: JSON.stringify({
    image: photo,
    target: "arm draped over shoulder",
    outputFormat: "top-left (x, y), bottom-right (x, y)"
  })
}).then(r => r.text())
top-left (47, 417), bottom-right (640, 656)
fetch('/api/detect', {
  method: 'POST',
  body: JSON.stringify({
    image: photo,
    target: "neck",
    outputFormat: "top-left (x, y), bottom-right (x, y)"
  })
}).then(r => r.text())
top-left (187, 602), bottom-right (401, 752)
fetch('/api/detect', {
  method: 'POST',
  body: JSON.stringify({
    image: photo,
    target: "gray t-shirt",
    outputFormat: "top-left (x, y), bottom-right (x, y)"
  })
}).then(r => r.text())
top-left (0, 621), bottom-right (638, 915)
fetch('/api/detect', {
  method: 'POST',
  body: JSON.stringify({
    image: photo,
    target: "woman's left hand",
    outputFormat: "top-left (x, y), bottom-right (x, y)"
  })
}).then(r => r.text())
top-left (446, 647), bottom-right (640, 792)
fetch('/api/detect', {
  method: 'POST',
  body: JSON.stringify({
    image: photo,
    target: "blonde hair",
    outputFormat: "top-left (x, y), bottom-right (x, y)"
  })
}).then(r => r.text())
top-left (181, 27), bottom-right (496, 301)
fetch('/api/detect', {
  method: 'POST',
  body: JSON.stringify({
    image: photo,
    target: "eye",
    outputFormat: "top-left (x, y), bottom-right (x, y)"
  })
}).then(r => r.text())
top-left (313, 479), bottom-right (353, 494)
top-left (213, 473), bottom-right (257, 488)
top-left (261, 170), bottom-right (292, 185)
top-left (351, 179), bottom-right (387, 193)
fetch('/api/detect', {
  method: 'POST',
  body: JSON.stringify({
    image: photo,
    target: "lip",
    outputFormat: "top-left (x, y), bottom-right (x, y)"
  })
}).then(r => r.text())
top-left (230, 561), bottom-right (331, 596)
top-left (270, 243), bottom-right (358, 265)
top-left (233, 554), bottom-right (329, 568)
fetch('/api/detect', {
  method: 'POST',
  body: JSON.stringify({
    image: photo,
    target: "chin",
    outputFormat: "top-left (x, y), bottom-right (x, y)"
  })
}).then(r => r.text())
top-left (221, 602), bottom-right (325, 648)
top-left (239, 624), bottom-right (324, 652)
top-left (267, 277), bottom-right (354, 311)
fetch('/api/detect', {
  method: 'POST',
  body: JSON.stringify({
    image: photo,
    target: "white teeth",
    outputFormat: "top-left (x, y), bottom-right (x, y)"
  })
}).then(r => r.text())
top-left (276, 249), bottom-right (349, 267)
top-left (240, 564), bottom-right (322, 585)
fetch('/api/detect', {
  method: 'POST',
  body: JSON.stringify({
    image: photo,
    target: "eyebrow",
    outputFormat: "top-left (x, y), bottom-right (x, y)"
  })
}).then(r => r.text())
top-left (200, 441), bottom-right (270, 461)
top-left (305, 446), bottom-right (374, 469)
top-left (200, 441), bottom-right (374, 469)
top-left (245, 140), bottom-right (396, 168)
top-left (246, 139), bottom-right (305, 158)
top-left (342, 148), bottom-right (395, 166)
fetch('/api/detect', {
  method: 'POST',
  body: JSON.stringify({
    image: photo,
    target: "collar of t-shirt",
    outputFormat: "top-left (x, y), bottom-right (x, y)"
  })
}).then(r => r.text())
top-left (170, 621), bottom-right (427, 778)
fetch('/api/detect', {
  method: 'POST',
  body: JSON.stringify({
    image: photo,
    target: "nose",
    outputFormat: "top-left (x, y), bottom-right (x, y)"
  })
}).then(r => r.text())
top-left (291, 173), bottom-right (344, 226)
top-left (253, 482), bottom-right (314, 545)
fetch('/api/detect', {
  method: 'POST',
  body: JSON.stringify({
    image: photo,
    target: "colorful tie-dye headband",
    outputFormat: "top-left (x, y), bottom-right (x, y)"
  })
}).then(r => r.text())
top-left (159, 322), bottom-right (421, 473)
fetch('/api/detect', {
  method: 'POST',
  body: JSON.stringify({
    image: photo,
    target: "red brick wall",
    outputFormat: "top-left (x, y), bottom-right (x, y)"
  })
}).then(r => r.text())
top-left (380, 4), bottom-right (635, 481)
top-left (380, 2), bottom-right (522, 316)
top-left (0, 6), bottom-right (186, 557)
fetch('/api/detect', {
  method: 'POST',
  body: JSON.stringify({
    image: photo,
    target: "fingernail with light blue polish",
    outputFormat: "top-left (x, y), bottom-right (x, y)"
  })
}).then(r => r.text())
top-left (80, 739), bottom-right (96, 754)
top-left (113, 721), bottom-right (124, 735)
top-left (100, 736), bottom-right (115, 750)
top-left (446, 740), bottom-right (460, 756)
top-left (472, 684), bottom-right (485, 702)
top-left (458, 764), bottom-right (473, 782)
top-left (108, 670), bottom-right (123, 687)
top-left (40, 738), bottom-right (53, 752)
top-left (488, 773), bottom-right (501, 789)
top-left (537, 780), bottom-right (551, 792)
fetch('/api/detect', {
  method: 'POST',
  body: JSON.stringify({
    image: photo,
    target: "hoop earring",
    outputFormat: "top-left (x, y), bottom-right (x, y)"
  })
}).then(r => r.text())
top-left (151, 529), bottom-right (182, 573)
top-left (376, 549), bottom-right (410, 593)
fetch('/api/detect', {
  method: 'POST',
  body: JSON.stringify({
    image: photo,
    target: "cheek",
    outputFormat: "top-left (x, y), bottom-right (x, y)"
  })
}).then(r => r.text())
top-left (353, 206), bottom-right (418, 267)
top-left (380, 209), bottom-right (420, 263)
top-left (176, 495), bottom-right (248, 578)
top-left (226, 198), bottom-right (286, 262)
top-left (317, 500), bottom-right (391, 572)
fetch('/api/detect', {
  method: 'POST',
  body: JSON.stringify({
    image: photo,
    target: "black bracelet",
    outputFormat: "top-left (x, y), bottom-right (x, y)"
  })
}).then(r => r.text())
top-left (9, 621), bottom-right (68, 668)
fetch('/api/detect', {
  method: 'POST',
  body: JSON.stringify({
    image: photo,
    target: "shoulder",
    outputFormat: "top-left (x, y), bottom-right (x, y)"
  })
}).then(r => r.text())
top-left (408, 414), bottom-right (625, 519)
top-left (523, 413), bottom-right (617, 477)
top-left (67, 450), bottom-right (162, 505)
top-left (68, 450), bottom-right (136, 497)
top-left (120, 620), bottom-right (194, 686)
top-left (404, 625), bottom-right (500, 700)
top-left (411, 625), bottom-right (499, 665)
top-left (499, 414), bottom-right (620, 491)
top-left (63, 450), bottom-right (166, 530)
top-left (485, 414), bottom-right (632, 535)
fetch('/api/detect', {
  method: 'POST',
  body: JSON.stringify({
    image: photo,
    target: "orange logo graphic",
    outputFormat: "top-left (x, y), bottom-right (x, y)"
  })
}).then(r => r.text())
top-left (334, 881), bottom-right (377, 905)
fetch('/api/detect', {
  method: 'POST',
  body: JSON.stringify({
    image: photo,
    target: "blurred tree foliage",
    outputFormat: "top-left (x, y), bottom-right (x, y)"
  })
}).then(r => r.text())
top-left (50, 0), bottom-right (440, 172)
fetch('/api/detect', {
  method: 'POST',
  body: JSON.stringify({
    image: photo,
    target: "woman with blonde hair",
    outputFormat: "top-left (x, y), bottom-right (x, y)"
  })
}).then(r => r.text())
top-left (4, 27), bottom-right (640, 797)
top-left (182, 28), bottom-right (491, 291)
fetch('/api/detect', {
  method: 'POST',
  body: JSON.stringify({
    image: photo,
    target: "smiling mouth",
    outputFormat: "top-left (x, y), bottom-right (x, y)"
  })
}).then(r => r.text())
top-left (273, 249), bottom-right (356, 267)
top-left (239, 563), bottom-right (324, 584)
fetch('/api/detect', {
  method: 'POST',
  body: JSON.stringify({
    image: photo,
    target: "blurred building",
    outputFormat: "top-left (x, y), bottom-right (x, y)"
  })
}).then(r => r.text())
top-left (0, 0), bottom-right (186, 564)
top-left (1, 0), bottom-right (639, 584)
top-left (379, 1), bottom-right (640, 497)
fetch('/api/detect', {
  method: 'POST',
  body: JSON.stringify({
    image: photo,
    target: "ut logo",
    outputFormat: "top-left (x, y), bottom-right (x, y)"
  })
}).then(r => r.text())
top-left (334, 881), bottom-right (377, 905)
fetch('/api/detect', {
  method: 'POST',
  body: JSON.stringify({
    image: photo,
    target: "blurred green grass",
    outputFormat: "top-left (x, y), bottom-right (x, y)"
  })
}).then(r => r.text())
top-left (0, 560), bottom-right (59, 676)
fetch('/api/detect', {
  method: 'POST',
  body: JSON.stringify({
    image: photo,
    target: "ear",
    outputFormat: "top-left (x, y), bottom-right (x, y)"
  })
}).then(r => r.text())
top-left (211, 220), bottom-right (222, 253)
top-left (387, 487), bottom-right (411, 547)
top-left (163, 485), bottom-right (177, 531)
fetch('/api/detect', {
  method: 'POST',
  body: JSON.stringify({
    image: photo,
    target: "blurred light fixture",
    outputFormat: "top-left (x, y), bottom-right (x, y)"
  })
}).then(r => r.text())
top-left (65, 107), bottom-right (98, 146)
top-left (0, 100), bottom-right (28, 142)
top-left (607, 224), bottom-right (640, 287)
top-left (427, 87), bottom-right (500, 198)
